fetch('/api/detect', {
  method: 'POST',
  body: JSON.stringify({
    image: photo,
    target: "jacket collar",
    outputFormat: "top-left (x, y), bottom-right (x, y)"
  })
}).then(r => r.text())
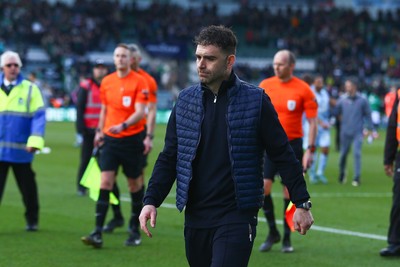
top-left (0, 73), bottom-right (24, 87)
top-left (197, 71), bottom-right (240, 94)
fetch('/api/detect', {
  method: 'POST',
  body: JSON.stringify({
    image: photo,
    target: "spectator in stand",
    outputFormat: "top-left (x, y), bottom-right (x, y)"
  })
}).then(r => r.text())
top-left (2, 1), bottom-right (400, 95)
top-left (367, 87), bottom-right (382, 142)
top-left (75, 59), bottom-right (108, 196)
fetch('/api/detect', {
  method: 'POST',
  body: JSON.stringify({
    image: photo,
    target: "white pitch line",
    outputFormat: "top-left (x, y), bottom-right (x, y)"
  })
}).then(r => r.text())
top-left (259, 218), bottom-right (387, 241)
top-left (121, 197), bottom-right (387, 241)
top-left (272, 192), bottom-right (393, 198)
top-left (278, 192), bottom-right (392, 198)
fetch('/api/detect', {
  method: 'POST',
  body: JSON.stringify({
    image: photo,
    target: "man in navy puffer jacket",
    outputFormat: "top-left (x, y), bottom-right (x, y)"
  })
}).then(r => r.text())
top-left (139, 25), bottom-right (314, 267)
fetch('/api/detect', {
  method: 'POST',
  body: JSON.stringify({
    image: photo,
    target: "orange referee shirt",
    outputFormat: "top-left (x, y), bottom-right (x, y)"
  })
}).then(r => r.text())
top-left (136, 68), bottom-right (157, 128)
top-left (259, 76), bottom-right (317, 140)
top-left (137, 68), bottom-right (157, 104)
top-left (100, 71), bottom-right (148, 138)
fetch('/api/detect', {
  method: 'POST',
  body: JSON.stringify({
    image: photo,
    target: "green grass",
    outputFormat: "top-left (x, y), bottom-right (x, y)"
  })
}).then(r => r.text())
top-left (0, 122), bottom-right (398, 267)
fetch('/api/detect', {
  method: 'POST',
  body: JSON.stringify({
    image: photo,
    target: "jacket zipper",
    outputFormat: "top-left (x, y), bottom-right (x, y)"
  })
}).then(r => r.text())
top-left (248, 224), bottom-right (253, 242)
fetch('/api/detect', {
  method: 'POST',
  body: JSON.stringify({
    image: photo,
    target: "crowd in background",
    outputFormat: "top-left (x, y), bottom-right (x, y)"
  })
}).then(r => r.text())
top-left (1, 0), bottom-right (400, 111)
top-left (237, 6), bottom-right (400, 77)
top-left (0, 0), bottom-right (123, 60)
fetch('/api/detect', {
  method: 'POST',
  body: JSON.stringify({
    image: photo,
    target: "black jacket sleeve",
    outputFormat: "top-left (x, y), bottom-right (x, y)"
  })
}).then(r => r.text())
top-left (76, 86), bottom-right (88, 134)
top-left (143, 106), bottom-right (178, 207)
top-left (384, 94), bottom-right (399, 165)
top-left (260, 93), bottom-right (310, 205)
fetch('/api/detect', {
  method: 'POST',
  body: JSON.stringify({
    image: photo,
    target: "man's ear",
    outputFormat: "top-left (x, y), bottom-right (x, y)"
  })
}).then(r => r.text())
top-left (227, 54), bottom-right (236, 68)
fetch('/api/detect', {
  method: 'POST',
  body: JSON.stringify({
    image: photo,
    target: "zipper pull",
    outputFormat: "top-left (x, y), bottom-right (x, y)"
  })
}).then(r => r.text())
top-left (249, 224), bottom-right (252, 242)
top-left (213, 94), bottom-right (217, 103)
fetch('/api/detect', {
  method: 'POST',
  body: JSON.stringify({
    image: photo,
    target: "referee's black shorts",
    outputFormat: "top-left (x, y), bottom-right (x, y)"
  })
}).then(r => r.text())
top-left (99, 131), bottom-right (145, 179)
top-left (263, 138), bottom-right (303, 181)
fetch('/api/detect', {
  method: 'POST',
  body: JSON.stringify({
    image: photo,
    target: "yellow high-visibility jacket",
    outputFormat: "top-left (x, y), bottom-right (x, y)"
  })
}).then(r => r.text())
top-left (0, 74), bottom-right (46, 163)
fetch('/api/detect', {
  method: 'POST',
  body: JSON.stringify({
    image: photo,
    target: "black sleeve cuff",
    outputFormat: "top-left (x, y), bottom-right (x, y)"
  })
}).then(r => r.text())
top-left (294, 198), bottom-right (310, 207)
top-left (143, 196), bottom-right (160, 208)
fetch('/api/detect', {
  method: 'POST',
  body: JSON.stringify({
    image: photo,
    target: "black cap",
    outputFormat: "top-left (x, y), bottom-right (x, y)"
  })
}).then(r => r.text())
top-left (93, 59), bottom-right (106, 67)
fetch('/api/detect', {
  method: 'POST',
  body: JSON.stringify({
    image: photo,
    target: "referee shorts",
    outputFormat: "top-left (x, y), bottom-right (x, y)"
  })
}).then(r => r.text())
top-left (263, 138), bottom-right (303, 181)
top-left (99, 132), bottom-right (145, 179)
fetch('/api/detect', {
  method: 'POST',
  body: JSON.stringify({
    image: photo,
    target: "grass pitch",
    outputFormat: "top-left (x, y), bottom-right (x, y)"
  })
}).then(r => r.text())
top-left (0, 122), bottom-right (398, 267)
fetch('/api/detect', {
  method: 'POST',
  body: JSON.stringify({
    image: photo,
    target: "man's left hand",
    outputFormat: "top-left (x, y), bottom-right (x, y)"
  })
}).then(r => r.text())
top-left (108, 124), bottom-right (124, 134)
top-left (302, 149), bottom-right (314, 171)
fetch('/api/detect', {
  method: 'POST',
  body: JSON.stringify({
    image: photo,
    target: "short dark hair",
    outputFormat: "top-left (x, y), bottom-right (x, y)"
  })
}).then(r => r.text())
top-left (194, 25), bottom-right (237, 55)
top-left (301, 73), bottom-right (314, 85)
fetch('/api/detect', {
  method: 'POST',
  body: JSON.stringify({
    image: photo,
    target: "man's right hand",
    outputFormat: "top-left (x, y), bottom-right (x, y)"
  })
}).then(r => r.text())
top-left (94, 131), bottom-right (104, 147)
top-left (384, 164), bottom-right (394, 177)
top-left (143, 135), bottom-right (153, 155)
top-left (139, 205), bottom-right (157, 238)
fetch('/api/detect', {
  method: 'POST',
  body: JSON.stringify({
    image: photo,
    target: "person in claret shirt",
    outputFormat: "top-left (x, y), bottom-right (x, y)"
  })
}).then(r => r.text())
top-left (81, 43), bottom-right (148, 248)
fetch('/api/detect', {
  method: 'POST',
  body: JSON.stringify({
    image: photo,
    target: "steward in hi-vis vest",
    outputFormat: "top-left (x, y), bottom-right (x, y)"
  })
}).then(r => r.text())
top-left (0, 74), bottom-right (45, 162)
top-left (0, 50), bottom-right (46, 232)
top-left (75, 59), bottom-right (108, 195)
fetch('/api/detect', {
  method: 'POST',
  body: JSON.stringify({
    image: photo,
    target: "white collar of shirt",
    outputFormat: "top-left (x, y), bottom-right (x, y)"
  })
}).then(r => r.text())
top-left (3, 79), bottom-right (17, 87)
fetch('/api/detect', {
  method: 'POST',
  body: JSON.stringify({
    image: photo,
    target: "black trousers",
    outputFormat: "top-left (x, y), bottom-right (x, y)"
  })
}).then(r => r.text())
top-left (77, 132), bottom-right (95, 191)
top-left (388, 153), bottom-right (400, 245)
top-left (184, 223), bottom-right (256, 267)
top-left (0, 162), bottom-right (39, 224)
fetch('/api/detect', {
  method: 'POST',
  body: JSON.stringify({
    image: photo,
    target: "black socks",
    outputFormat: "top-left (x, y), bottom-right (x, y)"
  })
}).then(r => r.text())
top-left (95, 189), bottom-right (110, 233)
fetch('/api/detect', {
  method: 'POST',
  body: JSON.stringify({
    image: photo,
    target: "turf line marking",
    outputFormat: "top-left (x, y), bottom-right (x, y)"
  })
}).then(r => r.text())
top-left (260, 218), bottom-right (387, 241)
top-left (120, 197), bottom-right (387, 241)
top-left (292, 192), bottom-right (391, 198)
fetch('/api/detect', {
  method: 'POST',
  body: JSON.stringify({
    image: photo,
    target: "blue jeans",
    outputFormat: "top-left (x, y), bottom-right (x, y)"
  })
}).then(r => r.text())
top-left (339, 132), bottom-right (363, 179)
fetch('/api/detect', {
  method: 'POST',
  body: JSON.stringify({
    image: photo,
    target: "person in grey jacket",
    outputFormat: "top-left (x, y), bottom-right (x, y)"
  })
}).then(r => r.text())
top-left (336, 78), bottom-right (372, 186)
top-left (139, 25), bottom-right (314, 267)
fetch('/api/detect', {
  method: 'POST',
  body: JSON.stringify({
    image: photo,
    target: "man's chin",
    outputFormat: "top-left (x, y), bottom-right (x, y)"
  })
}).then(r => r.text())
top-left (199, 77), bottom-right (207, 83)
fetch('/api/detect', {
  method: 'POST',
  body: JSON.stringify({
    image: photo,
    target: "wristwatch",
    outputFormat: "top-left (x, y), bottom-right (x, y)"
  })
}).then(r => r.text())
top-left (307, 145), bottom-right (316, 153)
top-left (296, 200), bottom-right (312, 210)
